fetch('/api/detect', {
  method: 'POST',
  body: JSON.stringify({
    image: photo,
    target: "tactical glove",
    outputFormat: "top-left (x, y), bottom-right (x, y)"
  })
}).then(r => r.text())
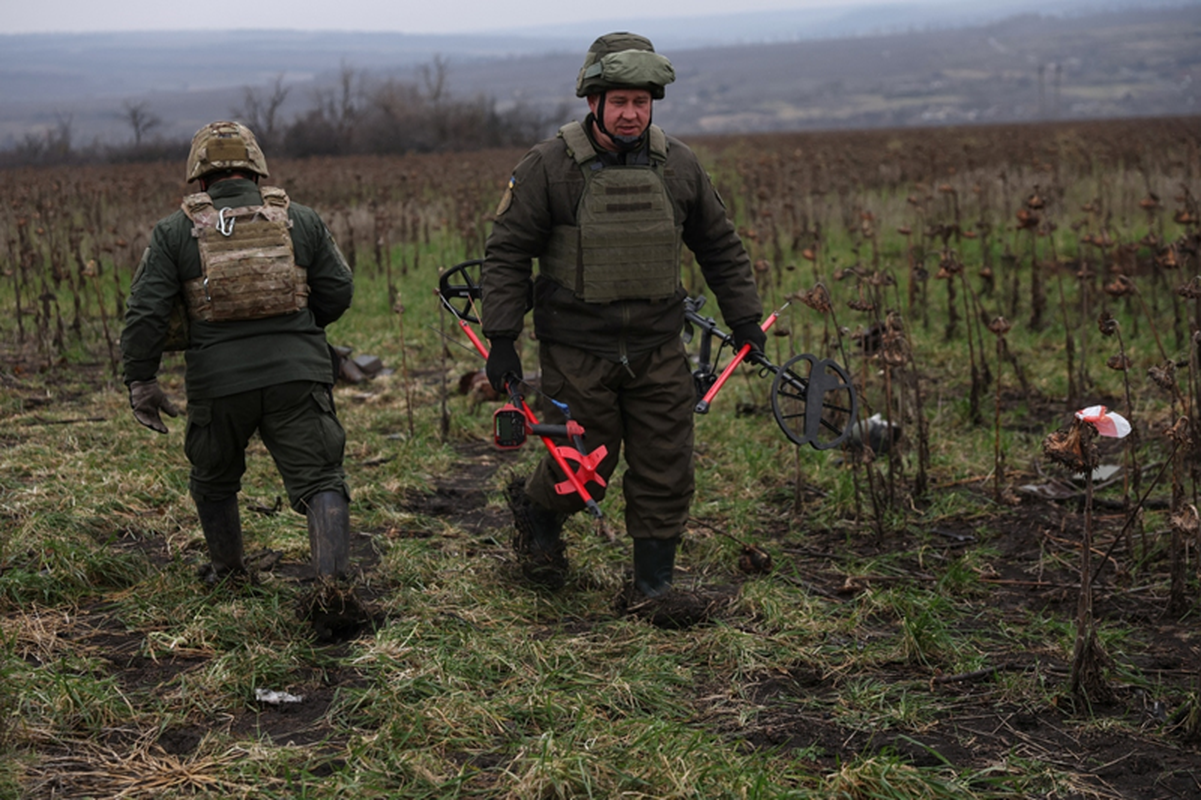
top-left (730, 320), bottom-right (767, 354)
top-left (129, 379), bottom-right (180, 434)
top-left (485, 337), bottom-right (523, 393)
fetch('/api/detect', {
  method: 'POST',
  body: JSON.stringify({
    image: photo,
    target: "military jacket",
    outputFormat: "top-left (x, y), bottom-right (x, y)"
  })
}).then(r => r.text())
top-left (481, 117), bottom-right (760, 363)
top-left (122, 178), bottom-right (354, 400)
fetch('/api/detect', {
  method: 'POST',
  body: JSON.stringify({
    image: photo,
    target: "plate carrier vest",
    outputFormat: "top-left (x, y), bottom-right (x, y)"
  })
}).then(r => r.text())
top-left (180, 186), bottom-right (309, 322)
top-left (539, 121), bottom-right (681, 303)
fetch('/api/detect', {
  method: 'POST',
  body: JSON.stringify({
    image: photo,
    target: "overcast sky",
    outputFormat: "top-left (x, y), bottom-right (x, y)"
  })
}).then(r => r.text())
top-left (4, 0), bottom-right (931, 35)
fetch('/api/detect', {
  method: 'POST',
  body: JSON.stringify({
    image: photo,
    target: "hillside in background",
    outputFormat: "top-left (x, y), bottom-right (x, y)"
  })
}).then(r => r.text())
top-left (0, 2), bottom-right (1197, 150)
top-left (433, 6), bottom-right (1201, 134)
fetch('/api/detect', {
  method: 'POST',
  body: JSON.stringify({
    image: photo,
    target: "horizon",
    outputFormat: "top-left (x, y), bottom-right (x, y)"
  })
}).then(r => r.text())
top-left (0, 0), bottom-right (1155, 37)
top-left (1, 0), bottom-right (1195, 152)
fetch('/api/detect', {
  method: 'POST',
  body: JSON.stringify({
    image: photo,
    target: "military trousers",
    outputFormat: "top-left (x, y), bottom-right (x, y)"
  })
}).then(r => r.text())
top-left (525, 338), bottom-right (694, 541)
top-left (185, 380), bottom-right (348, 512)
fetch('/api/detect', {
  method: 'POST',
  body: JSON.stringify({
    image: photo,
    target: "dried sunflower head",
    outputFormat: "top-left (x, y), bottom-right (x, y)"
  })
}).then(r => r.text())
top-left (1176, 274), bottom-right (1201, 299)
top-left (1104, 275), bottom-right (1137, 297)
top-left (987, 316), bottom-right (1012, 336)
top-left (1165, 417), bottom-right (1191, 445)
top-left (880, 330), bottom-right (909, 367)
top-left (1043, 419), bottom-right (1098, 473)
top-left (796, 285), bottom-right (832, 313)
top-left (1148, 360), bottom-right (1178, 393)
top-left (1106, 354), bottom-right (1132, 371)
top-left (938, 252), bottom-right (963, 276)
top-left (1169, 505), bottom-right (1199, 535)
top-left (1097, 311), bottom-right (1119, 337)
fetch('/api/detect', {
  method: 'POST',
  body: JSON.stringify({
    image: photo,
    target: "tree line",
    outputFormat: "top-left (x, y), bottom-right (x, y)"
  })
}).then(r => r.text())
top-left (2, 60), bottom-right (563, 168)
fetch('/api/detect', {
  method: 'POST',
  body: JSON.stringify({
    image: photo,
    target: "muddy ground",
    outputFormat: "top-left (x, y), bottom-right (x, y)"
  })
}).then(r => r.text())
top-left (3, 364), bottom-right (1200, 799)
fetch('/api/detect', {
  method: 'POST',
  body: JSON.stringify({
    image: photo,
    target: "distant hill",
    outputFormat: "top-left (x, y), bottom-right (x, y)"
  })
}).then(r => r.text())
top-left (1, 1), bottom-right (1198, 149)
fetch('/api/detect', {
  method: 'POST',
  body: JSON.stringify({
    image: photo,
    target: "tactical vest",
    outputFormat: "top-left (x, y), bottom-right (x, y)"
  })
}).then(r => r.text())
top-left (180, 186), bottom-right (309, 322)
top-left (540, 121), bottom-right (681, 303)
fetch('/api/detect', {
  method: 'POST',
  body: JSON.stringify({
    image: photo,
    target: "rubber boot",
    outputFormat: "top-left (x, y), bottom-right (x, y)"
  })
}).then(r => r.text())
top-left (306, 490), bottom-right (350, 580)
top-left (194, 495), bottom-right (245, 584)
top-left (633, 537), bottom-right (679, 598)
top-left (506, 479), bottom-right (568, 589)
top-left (522, 501), bottom-right (569, 589)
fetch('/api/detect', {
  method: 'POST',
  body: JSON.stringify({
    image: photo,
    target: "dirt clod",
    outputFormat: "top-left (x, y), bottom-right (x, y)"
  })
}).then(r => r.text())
top-left (299, 582), bottom-right (372, 643)
top-left (618, 584), bottom-right (736, 630)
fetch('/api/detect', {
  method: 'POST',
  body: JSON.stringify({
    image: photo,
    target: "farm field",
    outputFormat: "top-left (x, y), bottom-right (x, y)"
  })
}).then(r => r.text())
top-left (1, 116), bottom-right (1200, 798)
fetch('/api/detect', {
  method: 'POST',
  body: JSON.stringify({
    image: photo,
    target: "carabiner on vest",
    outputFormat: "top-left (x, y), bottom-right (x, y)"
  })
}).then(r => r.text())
top-left (217, 207), bottom-right (236, 237)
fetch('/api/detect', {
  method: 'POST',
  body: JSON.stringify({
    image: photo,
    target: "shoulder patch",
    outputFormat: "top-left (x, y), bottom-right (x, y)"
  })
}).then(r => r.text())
top-left (495, 176), bottom-right (516, 216)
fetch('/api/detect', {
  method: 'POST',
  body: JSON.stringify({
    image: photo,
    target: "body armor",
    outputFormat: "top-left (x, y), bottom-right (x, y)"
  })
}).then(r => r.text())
top-left (540, 121), bottom-right (680, 303)
top-left (181, 186), bottom-right (309, 322)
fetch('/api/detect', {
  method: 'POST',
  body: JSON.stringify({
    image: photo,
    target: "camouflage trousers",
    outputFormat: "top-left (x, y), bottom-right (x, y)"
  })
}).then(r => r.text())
top-left (525, 338), bottom-right (694, 541)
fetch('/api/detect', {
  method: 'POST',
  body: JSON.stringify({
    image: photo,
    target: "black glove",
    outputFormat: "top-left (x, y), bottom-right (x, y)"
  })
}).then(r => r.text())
top-left (485, 337), bottom-right (523, 393)
top-left (730, 320), bottom-right (767, 354)
top-left (129, 378), bottom-right (180, 434)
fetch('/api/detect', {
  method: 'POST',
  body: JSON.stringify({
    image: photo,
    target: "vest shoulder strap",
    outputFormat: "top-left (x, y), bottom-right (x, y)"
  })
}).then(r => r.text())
top-left (260, 186), bottom-right (290, 210)
top-left (558, 120), bottom-right (596, 166)
top-left (181, 191), bottom-right (214, 222)
top-left (648, 124), bottom-right (668, 163)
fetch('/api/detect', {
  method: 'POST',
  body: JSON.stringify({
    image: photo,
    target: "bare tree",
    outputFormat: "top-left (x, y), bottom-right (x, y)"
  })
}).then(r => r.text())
top-left (420, 55), bottom-right (448, 105)
top-left (49, 112), bottom-right (74, 159)
top-left (316, 61), bottom-right (361, 136)
top-left (420, 56), bottom-right (451, 147)
top-left (120, 101), bottom-right (162, 147)
top-left (234, 73), bottom-right (290, 148)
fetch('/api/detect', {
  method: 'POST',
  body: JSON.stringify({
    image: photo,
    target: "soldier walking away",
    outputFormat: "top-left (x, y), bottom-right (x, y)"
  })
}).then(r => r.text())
top-left (481, 33), bottom-right (764, 626)
top-left (121, 121), bottom-right (363, 634)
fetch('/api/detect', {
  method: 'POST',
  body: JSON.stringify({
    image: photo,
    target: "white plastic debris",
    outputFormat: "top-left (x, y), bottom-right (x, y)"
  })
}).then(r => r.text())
top-left (1075, 405), bottom-right (1131, 439)
top-left (255, 688), bottom-right (304, 705)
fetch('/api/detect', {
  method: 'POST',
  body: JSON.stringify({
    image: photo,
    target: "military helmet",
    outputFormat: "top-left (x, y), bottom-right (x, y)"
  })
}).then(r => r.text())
top-left (575, 32), bottom-right (676, 100)
top-left (185, 121), bottom-right (269, 183)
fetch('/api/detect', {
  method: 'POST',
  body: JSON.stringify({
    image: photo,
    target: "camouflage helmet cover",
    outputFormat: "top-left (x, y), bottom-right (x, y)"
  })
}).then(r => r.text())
top-left (185, 120), bottom-right (269, 183)
top-left (576, 32), bottom-right (676, 100)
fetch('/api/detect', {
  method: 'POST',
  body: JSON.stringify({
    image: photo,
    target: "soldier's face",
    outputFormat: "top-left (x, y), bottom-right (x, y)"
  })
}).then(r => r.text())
top-left (589, 89), bottom-right (653, 144)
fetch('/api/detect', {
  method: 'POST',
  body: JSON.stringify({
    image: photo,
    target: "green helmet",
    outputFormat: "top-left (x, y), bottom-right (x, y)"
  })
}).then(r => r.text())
top-left (575, 32), bottom-right (675, 100)
top-left (185, 120), bottom-right (269, 183)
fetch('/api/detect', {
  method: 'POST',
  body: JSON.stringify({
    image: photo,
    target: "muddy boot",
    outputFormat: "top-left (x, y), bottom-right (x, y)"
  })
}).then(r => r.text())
top-left (506, 478), bottom-right (568, 589)
top-left (299, 581), bottom-right (371, 643)
top-left (305, 490), bottom-right (350, 581)
top-left (624, 536), bottom-right (725, 629)
top-left (194, 495), bottom-right (245, 584)
top-left (633, 537), bottom-right (678, 598)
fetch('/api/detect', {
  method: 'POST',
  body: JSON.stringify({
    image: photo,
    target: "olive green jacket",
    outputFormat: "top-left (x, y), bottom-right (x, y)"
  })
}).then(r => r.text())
top-left (121, 178), bottom-right (353, 400)
top-left (481, 119), bottom-right (761, 363)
